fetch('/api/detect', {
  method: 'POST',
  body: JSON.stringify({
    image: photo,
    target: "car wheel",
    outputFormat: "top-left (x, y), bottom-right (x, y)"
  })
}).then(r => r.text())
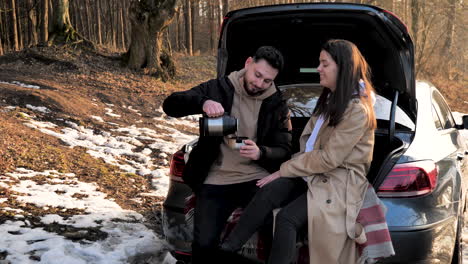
top-left (451, 200), bottom-right (466, 264)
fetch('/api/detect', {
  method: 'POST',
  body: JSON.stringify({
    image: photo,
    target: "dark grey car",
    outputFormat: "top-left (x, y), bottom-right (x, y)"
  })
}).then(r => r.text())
top-left (162, 3), bottom-right (468, 263)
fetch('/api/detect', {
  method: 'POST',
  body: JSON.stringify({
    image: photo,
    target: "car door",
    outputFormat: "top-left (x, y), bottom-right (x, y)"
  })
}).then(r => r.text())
top-left (431, 88), bottom-right (467, 210)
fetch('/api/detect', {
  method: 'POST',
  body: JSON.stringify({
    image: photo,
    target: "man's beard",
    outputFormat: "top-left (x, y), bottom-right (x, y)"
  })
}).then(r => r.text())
top-left (243, 78), bottom-right (264, 96)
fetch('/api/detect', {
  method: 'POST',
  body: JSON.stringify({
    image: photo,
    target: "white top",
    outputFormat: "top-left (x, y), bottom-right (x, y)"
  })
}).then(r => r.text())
top-left (303, 115), bottom-right (325, 181)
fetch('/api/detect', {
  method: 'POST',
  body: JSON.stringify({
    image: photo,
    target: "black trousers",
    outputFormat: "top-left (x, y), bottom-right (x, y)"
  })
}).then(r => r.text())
top-left (191, 180), bottom-right (260, 264)
top-left (221, 177), bottom-right (308, 264)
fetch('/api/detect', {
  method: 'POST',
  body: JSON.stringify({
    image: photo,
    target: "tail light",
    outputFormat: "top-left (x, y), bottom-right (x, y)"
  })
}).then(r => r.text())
top-left (169, 150), bottom-right (186, 182)
top-left (377, 160), bottom-right (438, 198)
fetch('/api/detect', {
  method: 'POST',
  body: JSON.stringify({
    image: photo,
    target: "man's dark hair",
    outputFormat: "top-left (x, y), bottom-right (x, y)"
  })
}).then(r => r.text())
top-left (253, 46), bottom-right (284, 71)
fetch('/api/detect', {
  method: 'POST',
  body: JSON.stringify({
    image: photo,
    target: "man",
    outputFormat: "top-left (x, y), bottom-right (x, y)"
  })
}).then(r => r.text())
top-left (163, 46), bottom-right (291, 263)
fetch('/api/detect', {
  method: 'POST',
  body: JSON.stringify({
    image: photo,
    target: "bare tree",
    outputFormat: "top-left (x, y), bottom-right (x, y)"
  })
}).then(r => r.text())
top-left (0, 6), bottom-right (3, 55)
top-left (222, 0), bottom-right (229, 16)
top-left (11, 0), bottom-right (19, 50)
top-left (27, 0), bottom-right (39, 46)
top-left (184, 0), bottom-right (193, 55)
top-left (96, 0), bottom-right (102, 45)
top-left (40, 0), bottom-right (48, 44)
top-left (48, 0), bottom-right (75, 44)
top-left (16, 0), bottom-right (23, 49)
top-left (174, 6), bottom-right (182, 51)
top-left (119, 4), bottom-right (126, 50)
top-left (85, 0), bottom-right (93, 41)
top-left (191, 0), bottom-right (196, 52)
top-left (441, 0), bottom-right (456, 75)
top-left (0, 19), bottom-right (3, 55)
top-left (108, 0), bottom-right (117, 49)
top-left (125, 0), bottom-right (178, 80)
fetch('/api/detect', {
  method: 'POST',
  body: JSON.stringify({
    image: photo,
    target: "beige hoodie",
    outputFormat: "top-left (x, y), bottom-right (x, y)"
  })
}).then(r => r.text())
top-left (204, 69), bottom-right (277, 185)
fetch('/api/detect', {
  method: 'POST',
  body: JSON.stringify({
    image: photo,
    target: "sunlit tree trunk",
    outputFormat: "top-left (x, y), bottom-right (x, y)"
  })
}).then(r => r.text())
top-left (191, 0), bottom-right (196, 52)
top-left (11, 0), bottom-right (19, 50)
top-left (119, 5), bottom-right (125, 49)
top-left (184, 0), bottom-right (193, 55)
top-left (49, 0), bottom-right (75, 43)
top-left (16, 0), bottom-right (23, 49)
top-left (96, 0), bottom-right (102, 45)
top-left (0, 28), bottom-right (3, 55)
top-left (40, 0), bottom-right (49, 44)
top-left (28, 0), bottom-right (39, 46)
top-left (125, 0), bottom-right (178, 80)
top-left (222, 0), bottom-right (229, 15)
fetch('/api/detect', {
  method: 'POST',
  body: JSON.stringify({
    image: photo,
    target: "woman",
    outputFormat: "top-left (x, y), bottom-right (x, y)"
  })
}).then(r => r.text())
top-left (219, 39), bottom-right (377, 264)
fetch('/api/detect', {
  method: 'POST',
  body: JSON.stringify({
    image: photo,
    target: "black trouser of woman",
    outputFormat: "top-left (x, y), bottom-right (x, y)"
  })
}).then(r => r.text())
top-left (221, 177), bottom-right (308, 264)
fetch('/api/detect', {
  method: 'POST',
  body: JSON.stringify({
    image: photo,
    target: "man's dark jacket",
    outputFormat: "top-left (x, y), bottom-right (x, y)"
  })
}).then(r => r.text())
top-left (162, 76), bottom-right (292, 192)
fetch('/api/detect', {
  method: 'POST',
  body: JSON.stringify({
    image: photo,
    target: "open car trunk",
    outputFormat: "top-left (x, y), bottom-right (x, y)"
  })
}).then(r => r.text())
top-left (218, 4), bottom-right (415, 115)
top-left (217, 3), bottom-right (416, 188)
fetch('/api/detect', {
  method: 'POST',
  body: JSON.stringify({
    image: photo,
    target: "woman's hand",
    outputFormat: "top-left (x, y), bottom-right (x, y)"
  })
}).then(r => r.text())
top-left (257, 171), bottom-right (280, 187)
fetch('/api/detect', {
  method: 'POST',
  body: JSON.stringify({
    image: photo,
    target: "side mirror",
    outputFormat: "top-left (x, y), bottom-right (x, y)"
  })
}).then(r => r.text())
top-left (463, 115), bottom-right (468, 129)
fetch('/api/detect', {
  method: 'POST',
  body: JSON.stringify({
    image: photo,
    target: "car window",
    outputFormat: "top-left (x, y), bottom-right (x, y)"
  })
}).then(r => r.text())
top-left (431, 104), bottom-right (443, 130)
top-left (432, 91), bottom-right (455, 130)
top-left (373, 96), bottom-right (415, 131)
top-left (280, 84), bottom-right (323, 117)
top-left (280, 84), bottom-right (415, 130)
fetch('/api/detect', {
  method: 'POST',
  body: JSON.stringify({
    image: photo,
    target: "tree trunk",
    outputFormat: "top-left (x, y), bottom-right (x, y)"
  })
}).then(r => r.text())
top-left (120, 4), bottom-right (126, 50)
top-left (209, 1), bottom-right (217, 53)
top-left (49, 0), bottom-right (75, 44)
top-left (16, 0), bottom-right (24, 49)
top-left (222, 0), bottom-right (229, 16)
top-left (85, 0), bottom-right (93, 41)
top-left (72, 0), bottom-right (82, 39)
top-left (175, 6), bottom-right (181, 51)
top-left (0, 4), bottom-right (3, 55)
top-left (11, 0), bottom-right (19, 50)
top-left (3, 0), bottom-right (11, 51)
top-left (410, 0), bottom-right (419, 47)
top-left (442, 0), bottom-right (456, 52)
top-left (40, 0), bottom-right (49, 44)
top-left (190, 0), bottom-right (196, 53)
top-left (28, 0), bottom-right (39, 46)
top-left (441, 0), bottom-right (456, 76)
top-left (108, 0), bottom-right (116, 49)
top-left (184, 0), bottom-right (193, 55)
top-left (126, 0), bottom-right (178, 81)
top-left (0, 22), bottom-right (3, 55)
top-left (96, 0), bottom-right (102, 45)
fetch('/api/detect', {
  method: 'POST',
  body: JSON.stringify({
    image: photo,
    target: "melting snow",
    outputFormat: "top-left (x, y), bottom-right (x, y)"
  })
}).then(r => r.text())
top-left (0, 168), bottom-right (167, 264)
top-left (105, 108), bottom-right (121, 118)
top-left (26, 104), bottom-right (51, 113)
top-left (0, 80), bottom-right (41, 89)
top-left (91, 116), bottom-right (104, 122)
top-left (22, 107), bottom-right (198, 197)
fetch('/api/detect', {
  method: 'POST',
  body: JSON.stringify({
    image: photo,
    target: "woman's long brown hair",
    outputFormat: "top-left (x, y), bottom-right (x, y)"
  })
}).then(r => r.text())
top-left (313, 39), bottom-right (377, 129)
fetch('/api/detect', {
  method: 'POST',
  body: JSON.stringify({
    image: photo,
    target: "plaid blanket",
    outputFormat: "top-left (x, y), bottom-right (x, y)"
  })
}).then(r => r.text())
top-left (356, 184), bottom-right (395, 264)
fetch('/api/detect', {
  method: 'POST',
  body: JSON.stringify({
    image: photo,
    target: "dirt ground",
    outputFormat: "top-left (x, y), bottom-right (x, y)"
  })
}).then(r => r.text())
top-left (0, 45), bottom-right (216, 238)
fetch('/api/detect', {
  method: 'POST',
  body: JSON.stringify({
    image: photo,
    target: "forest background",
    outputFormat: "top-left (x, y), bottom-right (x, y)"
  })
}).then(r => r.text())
top-left (0, 0), bottom-right (466, 112)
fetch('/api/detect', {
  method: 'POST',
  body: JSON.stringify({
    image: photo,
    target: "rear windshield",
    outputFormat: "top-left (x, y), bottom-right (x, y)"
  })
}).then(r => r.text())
top-left (280, 84), bottom-right (415, 131)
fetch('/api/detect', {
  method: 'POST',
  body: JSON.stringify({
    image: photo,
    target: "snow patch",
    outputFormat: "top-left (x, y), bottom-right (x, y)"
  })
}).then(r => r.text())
top-left (0, 168), bottom-right (167, 263)
top-left (26, 104), bottom-right (51, 113)
top-left (0, 80), bottom-right (41, 89)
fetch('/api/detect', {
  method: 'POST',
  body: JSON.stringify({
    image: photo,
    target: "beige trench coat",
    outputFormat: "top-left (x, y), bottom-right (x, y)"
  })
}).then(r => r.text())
top-left (279, 98), bottom-right (374, 264)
